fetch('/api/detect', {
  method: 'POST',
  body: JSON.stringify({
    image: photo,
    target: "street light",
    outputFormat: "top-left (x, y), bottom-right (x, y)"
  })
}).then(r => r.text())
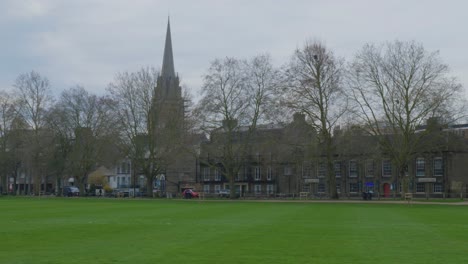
top-left (131, 159), bottom-right (136, 198)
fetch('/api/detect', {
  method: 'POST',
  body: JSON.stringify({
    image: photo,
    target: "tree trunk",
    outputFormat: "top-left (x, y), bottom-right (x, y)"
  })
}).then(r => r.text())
top-left (26, 174), bottom-right (31, 195)
top-left (56, 176), bottom-right (61, 197)
top-left (325, 134), bottom-right (338, 199)
top-left (147, 177), bottom-right (155, 198)
top-left (327, 159), bottom-right (338, 199)
top-left (14, 175), bottom-right (18, 195)
top-left (78, 179), bottom-right (86, 197)
top-left (0, 174), bottom-right (5, 195)
top-left (34, 172), bottom-right (41, 196)
top-left (400, 168), bottom-right (409, 199)
top-left (229, 173), bottom-right (237, 199)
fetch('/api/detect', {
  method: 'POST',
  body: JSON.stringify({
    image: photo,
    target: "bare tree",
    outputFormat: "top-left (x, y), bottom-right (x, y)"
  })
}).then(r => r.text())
top-left (195, 55), bottom-right (278, 198)
top-left (14, 71), bottom-right (54, 195)
top-left (45, 106), bottom-right (72, 196)
top-left (14, 71), bottom-right (53, 130)
top-left (0, 90), bottom-right (21, 195)
top-left (282, 41), bottom-right (346, 199)
top-left (348, 41), bottom-right (463, 195)
top-left (108, 67), bottom-right (183, 197)
top-left (50, 86), bottom-right (120, 194)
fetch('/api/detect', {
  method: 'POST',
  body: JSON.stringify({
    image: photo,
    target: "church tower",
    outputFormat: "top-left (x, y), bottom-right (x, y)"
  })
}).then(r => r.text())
top-left (151, 18), bottom-right (197, 196)
top-left (153, 18), bottom-right (184, 132)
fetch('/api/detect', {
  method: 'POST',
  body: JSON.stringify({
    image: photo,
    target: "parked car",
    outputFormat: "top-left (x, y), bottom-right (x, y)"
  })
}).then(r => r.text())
top-left (64, 186), bottom-right (80, 197)
top-left (182, 189), bottom-right (199, 199)
top-left (217, 189), bottom-right (230, 198)
top-left (111, 189), bottom-right (129, 198)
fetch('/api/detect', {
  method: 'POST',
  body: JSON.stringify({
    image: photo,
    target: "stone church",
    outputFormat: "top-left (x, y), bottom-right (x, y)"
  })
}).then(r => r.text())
top-left (151, 19), bottom-right (198, 196)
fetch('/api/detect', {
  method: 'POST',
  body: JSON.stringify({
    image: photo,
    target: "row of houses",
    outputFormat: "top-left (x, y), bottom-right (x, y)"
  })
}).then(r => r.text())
top-left (196, 155), bottom-right (452, 198)
top-left (7, 126), bottom-right (462, 199)
top-left (194, 113), bottom-right (468, 198)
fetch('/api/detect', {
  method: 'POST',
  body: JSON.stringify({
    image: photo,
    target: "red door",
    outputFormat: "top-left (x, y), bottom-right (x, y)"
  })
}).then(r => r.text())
top-left (383, 183), bottom-right (391, 198)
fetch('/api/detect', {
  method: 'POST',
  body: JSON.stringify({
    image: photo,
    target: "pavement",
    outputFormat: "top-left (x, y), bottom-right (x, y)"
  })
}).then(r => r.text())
top-left (195, 198), bottom-right (468, 205)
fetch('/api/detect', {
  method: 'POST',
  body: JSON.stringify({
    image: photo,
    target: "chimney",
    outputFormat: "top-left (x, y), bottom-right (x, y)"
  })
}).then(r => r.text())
top-left (293, 112), bottom-right (305, 123)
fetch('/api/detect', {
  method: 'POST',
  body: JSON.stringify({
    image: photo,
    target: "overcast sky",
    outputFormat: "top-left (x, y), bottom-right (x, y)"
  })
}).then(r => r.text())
top-left (1, 0), bottom-right (467, 99)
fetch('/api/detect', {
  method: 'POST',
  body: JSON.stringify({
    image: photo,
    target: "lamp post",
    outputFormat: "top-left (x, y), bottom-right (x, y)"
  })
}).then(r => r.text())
top-left (131, 159), bottom-right (136, 198)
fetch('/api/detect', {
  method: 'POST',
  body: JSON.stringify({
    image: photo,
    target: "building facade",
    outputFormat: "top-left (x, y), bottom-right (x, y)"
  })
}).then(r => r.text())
top-left (197, 116), bottom-right (468, 198)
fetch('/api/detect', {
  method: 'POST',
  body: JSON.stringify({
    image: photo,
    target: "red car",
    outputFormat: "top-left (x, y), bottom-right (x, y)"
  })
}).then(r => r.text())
top-left (182, 189), bottom-right (199, 199)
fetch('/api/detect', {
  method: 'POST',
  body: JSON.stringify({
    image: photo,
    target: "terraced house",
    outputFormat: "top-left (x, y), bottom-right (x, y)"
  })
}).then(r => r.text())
top-left (198, 117), bottom-right (468, 198)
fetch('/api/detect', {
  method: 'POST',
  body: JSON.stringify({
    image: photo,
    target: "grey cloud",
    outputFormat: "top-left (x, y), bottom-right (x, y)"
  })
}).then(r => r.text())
top-left (0, 0), bottom-right (467, 96)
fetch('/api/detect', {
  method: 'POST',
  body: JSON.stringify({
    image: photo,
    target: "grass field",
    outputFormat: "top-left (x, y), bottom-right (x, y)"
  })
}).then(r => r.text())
top-left (1, 198), bottom-right (468, 264)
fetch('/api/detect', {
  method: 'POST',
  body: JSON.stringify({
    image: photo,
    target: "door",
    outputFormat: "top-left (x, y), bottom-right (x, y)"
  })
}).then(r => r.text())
top-left (383, 183), bottom-right (390, 198)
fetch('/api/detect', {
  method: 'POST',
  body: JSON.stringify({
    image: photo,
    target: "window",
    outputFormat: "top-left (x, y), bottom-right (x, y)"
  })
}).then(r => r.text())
top-left (433, 183), bottom-right (443, 193)
top-left (126, 162), bottom-right (130, 174)
top-left (318, 183), bottom-right (326, 193)
top-left (336, 183), bottom-right (341, 193)
top-left (366, 160), bottom-right (374, 178)
top-left (267, 184), bottom-right (274, 194)
top-left (254, 166), bottom-right (261, 181)
top-left (416, 183), bottom-right (425, 193)
top-left (203, 167), bottom-right (210, 181)
top-left (254, 185), bottom-right (262, 194)
top-left (334, 161), bottom-right (341, 178)
top-left (284, 166), bottom-right (291, 175)
top-left (302, 164), bottom-right (311, 178)
top-left (349, 183), bottom-right (359, 193)
top-left (203, 185), bottom-right (210, 193)
top-left (266, 166), bottom-right (272, 181)
top-left (215, 185), bottom-right (221, 193)
top-left (416, 158), bottom-right (425, 177)
top-left (349, 161), bottom-right (358, 178)
top-left (236, 169), bottom-right (242, 181)
top-left (118, 162), bottom-right (130, 174)
top-left (433, 158), bottom-right (443, 176)
top-left (153, 177), bottom-right (159, 188)
top-left (255, 152), bottom-right (260, 160)
top-left (382, 160), bottom-right (392, 177)
top-left (214, 169), bottom-right (221, 181)
top-left (318, 162), bottom-right (326, 178)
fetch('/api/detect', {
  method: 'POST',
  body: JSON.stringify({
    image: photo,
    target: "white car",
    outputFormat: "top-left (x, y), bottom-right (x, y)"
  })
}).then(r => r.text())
top-left (218, 189), bottom-right (230, 197)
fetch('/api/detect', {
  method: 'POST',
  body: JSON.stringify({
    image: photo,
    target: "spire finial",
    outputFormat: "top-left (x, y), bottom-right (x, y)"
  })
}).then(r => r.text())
top-left (161, 17), bottom-right (175, 78)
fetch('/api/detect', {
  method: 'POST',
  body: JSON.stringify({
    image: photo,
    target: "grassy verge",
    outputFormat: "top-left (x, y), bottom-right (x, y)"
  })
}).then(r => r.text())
top-left (1, 197), bottom-right (467, 263)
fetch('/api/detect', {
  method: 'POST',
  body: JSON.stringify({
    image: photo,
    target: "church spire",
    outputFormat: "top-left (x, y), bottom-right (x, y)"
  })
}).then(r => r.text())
top-left (161, 17), bottom-right (176, 78)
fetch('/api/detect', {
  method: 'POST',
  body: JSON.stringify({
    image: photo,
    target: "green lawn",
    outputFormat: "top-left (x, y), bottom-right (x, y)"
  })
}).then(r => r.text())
top-left (1, 198), bottom-right (467, 264)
